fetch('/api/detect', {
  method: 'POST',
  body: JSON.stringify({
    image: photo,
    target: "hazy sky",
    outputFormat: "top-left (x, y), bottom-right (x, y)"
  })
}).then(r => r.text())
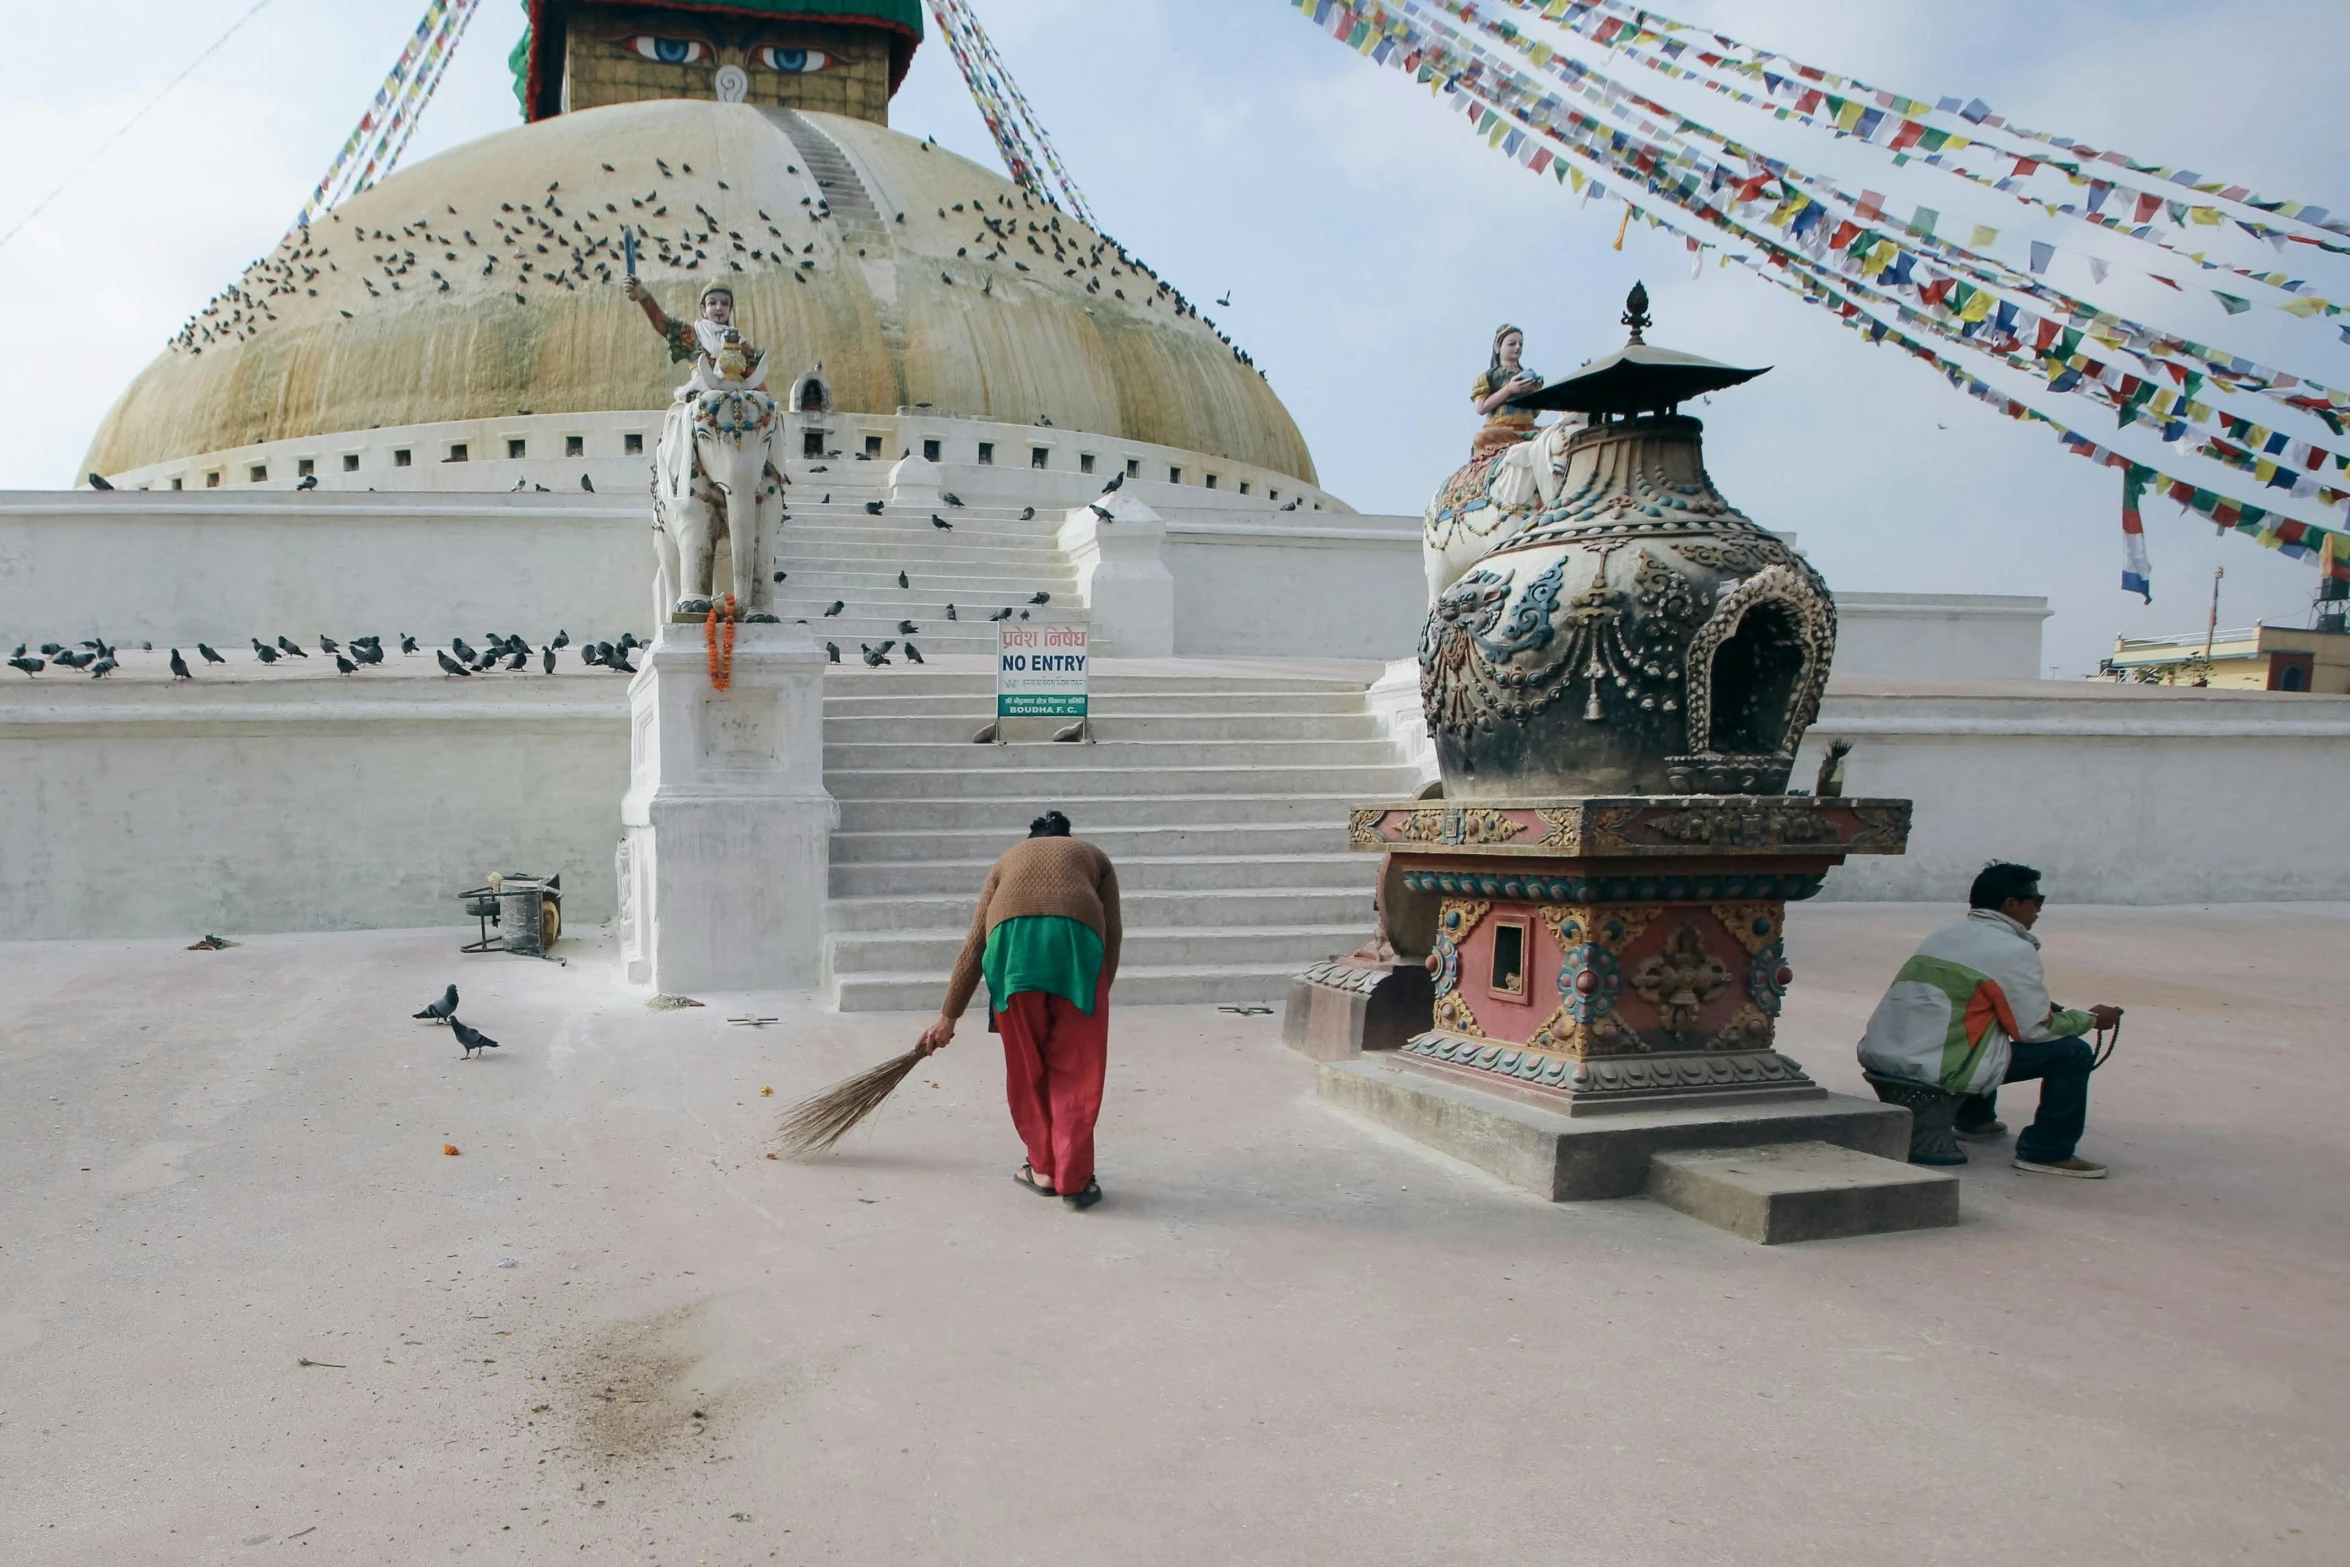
top-left (4, 0), bottom-right (2343, 676)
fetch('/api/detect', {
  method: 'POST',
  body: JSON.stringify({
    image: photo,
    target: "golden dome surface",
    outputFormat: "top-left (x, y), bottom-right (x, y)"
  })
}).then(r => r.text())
top-left (84, 99), bottom-right (1316, 484)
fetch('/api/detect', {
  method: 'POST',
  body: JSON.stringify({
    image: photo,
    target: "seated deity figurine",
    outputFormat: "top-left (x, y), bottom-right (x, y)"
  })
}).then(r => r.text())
top-left (1468, 323), bottom-right (1545, 460)
top-left (622, 275), bottom-right (785, 620)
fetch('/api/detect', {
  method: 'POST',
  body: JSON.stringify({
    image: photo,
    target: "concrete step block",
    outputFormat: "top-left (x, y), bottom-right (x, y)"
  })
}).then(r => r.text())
top-left (829, 962), bottom-right (1305, 1012)
top-left (824, 712), bottom-right (1381, 742)
top-left (830, 823), bottom-right (1361, 862)
top-left (827, 885), bottom-right (1373, 933)
top-left (825, 739), bottom-right (1404, 771)
top-left (833, 793), bottom-right (1382, 830)
top-left (824, 692), bottom-right (1370, 719)
top-left (1645, 1141), bottom-right (1960, 1244)
top-left (825, 924), bottom-right (1367, 975)
top-left (827, 764), bottom-right (1423, 801)
top-left (829, 852), bottom-right (1375, 896)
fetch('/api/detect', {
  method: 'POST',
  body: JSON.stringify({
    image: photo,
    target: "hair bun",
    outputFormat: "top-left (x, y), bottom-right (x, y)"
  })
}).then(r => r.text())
top-left (1028, 810), bottom-right (1072, 838)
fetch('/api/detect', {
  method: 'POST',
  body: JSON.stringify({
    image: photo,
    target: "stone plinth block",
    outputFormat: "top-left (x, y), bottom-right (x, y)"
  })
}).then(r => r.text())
top-left (1318, 1055), bottom-right (1908, 1201)
top-left (1646, 1141), bottom-right (1959, 1244)
top-left (618, 620), bottom-right (836, 993)
top-left (1058, 492), bottom-right (1171, 657)
top-left (887, 452), bottom-right (943, 509)
top-left (1283, 959), bottom-right (1433, 1061)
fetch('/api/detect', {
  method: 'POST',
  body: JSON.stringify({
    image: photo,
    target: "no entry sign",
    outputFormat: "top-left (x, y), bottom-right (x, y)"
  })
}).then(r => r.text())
top-left (997, 623), bottom-right (1088, 718)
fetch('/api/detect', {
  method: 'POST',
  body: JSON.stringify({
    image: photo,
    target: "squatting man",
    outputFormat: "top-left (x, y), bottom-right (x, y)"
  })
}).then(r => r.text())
top-left (1859, 862), bottom-right (2123, 1178)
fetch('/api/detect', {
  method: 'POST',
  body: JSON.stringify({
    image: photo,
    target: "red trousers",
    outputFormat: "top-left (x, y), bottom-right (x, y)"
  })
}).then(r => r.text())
top-left (996, 978), bottom-right (1109, 1193)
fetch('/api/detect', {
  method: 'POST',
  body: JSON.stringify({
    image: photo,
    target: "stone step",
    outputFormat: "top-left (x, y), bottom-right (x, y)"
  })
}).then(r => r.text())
top-left (824, 923), bottom-right (1367, 976)
top-left (828, 851), bottom-right (1375, 896)
top-left (830, 822), bottom-right (1361, 863)
top-left (827, 763), bottom-right (1422, 801)
top-left (823, 691), bottom-right (1375, 719)
top-left (827, 885), bottom-right (1373, 933)
top-left (833, 793), bottom-right (1381, 831)
top-left (826, 738), bottom-right (1405, 771)
top-left (823, 711), bottom-right (1381, 743)
top-left (830, 961), bottom-right (1307, 1012)
top-left (1645, 1142), bottom-right (1960, 1244)
top-left (821, 670), bottom-right (1375, 696)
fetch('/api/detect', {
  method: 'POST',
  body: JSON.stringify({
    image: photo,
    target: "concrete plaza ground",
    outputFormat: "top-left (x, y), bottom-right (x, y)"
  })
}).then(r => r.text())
top-left (3, 903), bottom-right (2344, 1564)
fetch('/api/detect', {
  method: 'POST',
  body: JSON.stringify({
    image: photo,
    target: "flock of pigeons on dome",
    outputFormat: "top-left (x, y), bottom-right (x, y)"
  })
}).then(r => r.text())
top-left (164, 145), bottom-right (1268, 379)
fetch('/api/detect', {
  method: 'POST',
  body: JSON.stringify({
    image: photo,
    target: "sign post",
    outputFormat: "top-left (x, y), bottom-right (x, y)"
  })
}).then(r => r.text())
top-left (995, 622), bottom-right (1088, 741)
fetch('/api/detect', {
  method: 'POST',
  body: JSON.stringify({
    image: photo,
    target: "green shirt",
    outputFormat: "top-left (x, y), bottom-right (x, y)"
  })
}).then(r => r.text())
top-left (982, 915), bottom-right (1103, 1016)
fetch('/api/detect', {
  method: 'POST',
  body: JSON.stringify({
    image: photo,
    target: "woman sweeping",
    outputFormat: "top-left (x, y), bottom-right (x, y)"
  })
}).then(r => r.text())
top-left (917, 811), bottom-right (1121, 1209)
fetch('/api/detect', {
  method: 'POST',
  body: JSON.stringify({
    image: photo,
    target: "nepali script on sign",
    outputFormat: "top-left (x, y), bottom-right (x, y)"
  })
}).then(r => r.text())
top-left (997, 624), bottom-right (1088, 718)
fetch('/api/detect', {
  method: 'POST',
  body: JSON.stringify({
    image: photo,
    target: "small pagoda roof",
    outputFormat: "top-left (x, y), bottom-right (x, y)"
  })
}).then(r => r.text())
top-left (1511, 283), bottom-right (1769, 415)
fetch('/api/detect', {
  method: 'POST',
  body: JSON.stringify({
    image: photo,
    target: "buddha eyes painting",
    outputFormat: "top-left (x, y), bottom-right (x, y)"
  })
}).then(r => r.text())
top-left (756, 46), bottom-right (833, 74)
top-left (628, 35), bottom-right (709, 65)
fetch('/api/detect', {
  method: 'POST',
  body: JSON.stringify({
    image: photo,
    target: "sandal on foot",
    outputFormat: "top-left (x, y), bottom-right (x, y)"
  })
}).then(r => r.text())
top-left (1013, 1164), bottom-right (1058, 1197)
top-left (1063, 1178), bottom-right (1102, 1211)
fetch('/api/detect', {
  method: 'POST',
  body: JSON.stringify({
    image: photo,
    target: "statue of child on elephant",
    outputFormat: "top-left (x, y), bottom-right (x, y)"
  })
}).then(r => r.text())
top-left (623, 277), bottom-right (785, 622)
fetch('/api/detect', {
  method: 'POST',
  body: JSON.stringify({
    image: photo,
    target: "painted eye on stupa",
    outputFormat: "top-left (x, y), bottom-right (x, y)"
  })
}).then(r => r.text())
top-left (629, 36), bottom-right (710, 65)
top-left (755, 46), bottom-right (832, 74)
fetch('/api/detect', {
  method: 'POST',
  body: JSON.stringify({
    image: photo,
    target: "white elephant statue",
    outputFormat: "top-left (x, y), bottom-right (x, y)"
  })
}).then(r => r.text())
top-left (653, 381), bottom-right (786, 622)
top-left (1420, 415), bottom-right (1586, 603)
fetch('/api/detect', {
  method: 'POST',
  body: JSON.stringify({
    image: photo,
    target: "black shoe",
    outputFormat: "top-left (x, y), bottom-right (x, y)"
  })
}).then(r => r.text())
top-left (1954, 1119), bottom-right (2009, 1141)
top-left (1062, 1178), bottom-right (1102, 1210)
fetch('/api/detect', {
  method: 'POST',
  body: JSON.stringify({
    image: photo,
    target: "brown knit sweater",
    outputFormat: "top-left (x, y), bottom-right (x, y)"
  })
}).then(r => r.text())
top-left (941, 835), bottom-right (1122, 1019)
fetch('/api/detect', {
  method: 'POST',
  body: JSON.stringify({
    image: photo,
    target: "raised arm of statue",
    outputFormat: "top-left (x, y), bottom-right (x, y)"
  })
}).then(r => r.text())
top-left (623, 276), bottom-right (696, 362)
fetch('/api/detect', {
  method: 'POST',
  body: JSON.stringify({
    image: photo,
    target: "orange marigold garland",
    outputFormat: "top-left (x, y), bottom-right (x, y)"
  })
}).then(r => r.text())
top-left (705, 593), bottom-right (738, 691)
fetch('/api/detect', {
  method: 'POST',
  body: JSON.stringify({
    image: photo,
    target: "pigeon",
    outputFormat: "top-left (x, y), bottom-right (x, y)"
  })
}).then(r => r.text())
top-left (505, 649), bottom-right (528, 671)
top-left (822, 494), bottom-right (831, 504)
top-left (87, 472), bottom-right (114, 490)
top-left (860, 640), bottom-right (895, 666)
top-left (437, 650), bottom-right (473, 677)
top-left (352, 641), bottom-right (383, 665)
top-left (897, 619), bottom-right (919, 635)
top-left (773, 571), bottom-right (787, 582)
top-left (451, 638), bottom-right (476, 663)
top-left (1020, 610), bottom-right (1031, 620)
top-left (141, 642), bottom-right (151, 651)
top-left (581, 645), bottom-right (602, 666)
top-left (945, 603), bottom-right (958, 620)
top-left (1089, 503), bottom-right (1114, 522)
top-left (276, 636), bottom-right (307, 657)
top-left (253, 641), bottom-right (279, 664)
top-left (1029, 591), bottom-right (1051, 604)
top-left (608, 649), bottom-right (637, 675)
top-left (38, 643), bottom-right (60, 655)
top-left (89, 657), bottom-right (116, 679)
top-left (824, 641), bottom-right (841, 663)
top-left (295, 473), bottom-right (318, 490)
top-left (988, 607), bottom-right (1013, 622)
top-left (864, 500), bottom-right (885, 516)
top-left (1102, 469), bottom-right (1125, 494)
top-left (897, 571), bottom-right (910, 589)
top-left (414, 984), bottom-right (458, 1023)
top-left (6, 656), bottom-right (40, 676)
top-left (550, 630), bottom-right (569, 649)
top-left (930, 513), bottom-right (952, 530)
top-left (335, 654), bottom-right (358, 675)
top-left (943, 492), bottom-right (965, 507)
top-left (198, 643), bottom-right (225, 664)
top-left (580, 474), bottom-right (595, 493)
top-left (319, 636), bottom-right (340, 653)
top-left (618, 632), bottom-right (640, 652)
top-left (1019, 506), bottom-right (1035, 521)
top-left (904, 642), bottom-right (925, 664)
top-left (542, 646), bottom-right (556, 673)
top-left (169, 649), bottom-right (192, 679)
top-left (822, 601), bottom-right (845, 617)
top-left (451, 1017), bottom-right (499, 1057)
top-left (400, 634), bottom-right (419, 654)
top-left (808, 464), bottom-right (827, 472)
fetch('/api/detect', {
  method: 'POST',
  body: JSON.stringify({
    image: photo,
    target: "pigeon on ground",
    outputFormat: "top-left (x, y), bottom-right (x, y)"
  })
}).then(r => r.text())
top-left (6, 656), bottom-right (41, 676)
top-left (253, 641), bottom-right (279, 664)
top-left (1089, 503), bottom-right (1113, 522)
top-left (450, 639), bottom-right (476, 663)
top-left (542, 646), bottom-right (555, 673)
top-left (414, 984), bottom-right (458, 1023)
top-left (945, 604), bottom-right (958, 620)
top-left (580, 474), bottom-right (595, 492)
top-left (1020, 610), bottom-right (1031, 620)
top-left (943, 492), bottom-right (965, 507)
top-left (824, 641), bottom-right (841, 663)
top-left (295, 474), bottom-right (318, 490)
top-left (822, 601), bottom-right (844, 617)
top-left (930, 514), bottom-right (952, 530)
top-left (822, 493), bottom-right (831, 504)
top-left (169, 649), bottom-right (192, 679)
top-left (276, 636), bottom-right (307, 658)
top-left (451, 1017), bottom-right (499, 1057)
top-left (1102, 470), bottom-right (1125, 494)
top-left (608, 649), bottom-right (637, 674)
top-left (505, 649), bottom-right (528, 671)
top-left (352, 641), bottom-right (382, 665)
top-left (87, 472), bottom-right (114, 490)
top-left (319, 636), bottom-right (340, 653)
top-left (581, 645), bottom-right (603, 666)
top-left (618, 632), bottom-right (640, 652)
top-left (335, 654), bottom-right (358, 675)
top-left (897, 619), bottom-right (919, 635)
top-left (988, 607), bottom-right (1013, 622)
top-left (905, 642), bottom-right (925, 664)
top-left (400, 634), bottom-right (419, 654)
top-left (437, 650), bottom-right (473, 677)
top-left (773, 570), bottom-right (787, 582)
top-left (1029, 591), bottom-right (1051, 604)
top-left (860, 640), bottom-right (895, 666)
top-left (864, 500), bottom-right (885, 516)
top-left (1019, 506), bottom-right (1035, 521)
top-left (550, 630), bottom-right (569, 650)
top-left (88, 657), bottom-right (116, 679)
top-left (197, 643), bottom-right (225, 664)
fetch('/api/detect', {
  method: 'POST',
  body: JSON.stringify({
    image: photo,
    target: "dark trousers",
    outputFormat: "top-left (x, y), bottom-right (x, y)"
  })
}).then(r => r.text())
top-left (1958, 1036), bottom-right (2095, 1162)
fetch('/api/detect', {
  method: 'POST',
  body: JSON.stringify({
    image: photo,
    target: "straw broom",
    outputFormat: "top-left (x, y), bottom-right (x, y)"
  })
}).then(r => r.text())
top-left (773, 1042), bottom-right (932, 1158)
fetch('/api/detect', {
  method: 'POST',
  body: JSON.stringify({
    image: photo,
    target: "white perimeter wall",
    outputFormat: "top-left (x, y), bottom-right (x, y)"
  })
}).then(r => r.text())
top-left (1834, 593), bottom-right (2049, 682)
top-left (1168, 518), bottom-right (1427, 661)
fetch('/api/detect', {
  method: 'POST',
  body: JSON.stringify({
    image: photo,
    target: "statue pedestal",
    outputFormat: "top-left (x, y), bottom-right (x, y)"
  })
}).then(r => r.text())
top-left (617, 621), bottom-right (836, 992)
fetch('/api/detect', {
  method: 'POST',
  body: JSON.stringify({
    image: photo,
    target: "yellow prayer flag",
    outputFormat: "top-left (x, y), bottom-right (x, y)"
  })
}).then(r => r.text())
top-left (2190, 206), bottom-right (2223, 225)
top-left (1960, 290), bottom-right (1995, 323)
top-left (1969, 224), bottom-right (1999, 249)
top-left (2284, 297), bottom-right (2327, 318)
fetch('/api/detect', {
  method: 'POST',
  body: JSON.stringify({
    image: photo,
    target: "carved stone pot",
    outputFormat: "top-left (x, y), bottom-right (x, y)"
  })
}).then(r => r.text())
top-left (1420, 414), bottom-right (1836, 798)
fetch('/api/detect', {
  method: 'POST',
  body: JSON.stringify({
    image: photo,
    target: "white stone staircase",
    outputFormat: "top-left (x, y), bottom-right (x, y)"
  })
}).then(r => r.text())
top-left (820, 663), bottom-right (1416, 1011)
